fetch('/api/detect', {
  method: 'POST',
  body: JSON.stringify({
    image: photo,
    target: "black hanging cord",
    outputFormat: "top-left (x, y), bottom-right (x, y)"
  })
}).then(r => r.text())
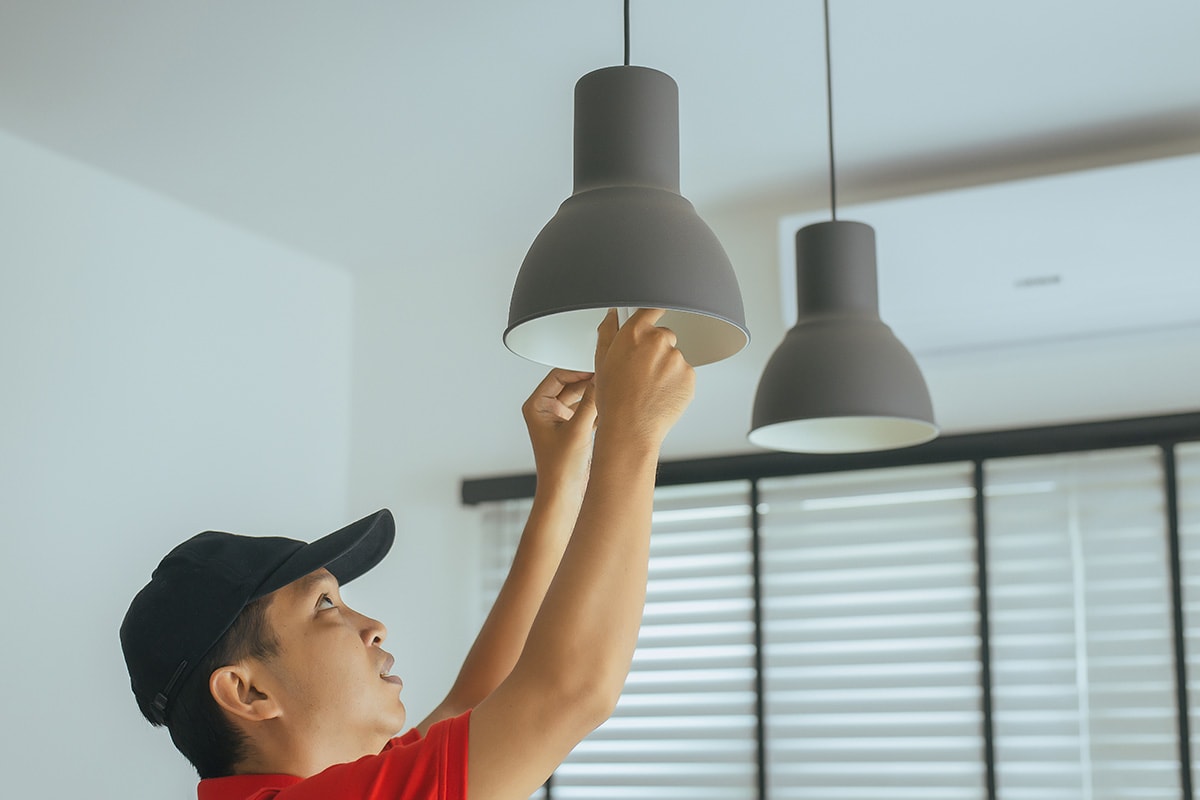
top-left (823, 0), bottom-right (838, 220)
top-left (624, 0), bottom-right (631, 66)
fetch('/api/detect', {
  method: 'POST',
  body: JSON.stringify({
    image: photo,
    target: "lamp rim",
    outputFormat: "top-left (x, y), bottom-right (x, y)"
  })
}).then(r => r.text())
top-left (505, 302), bottom-right (750, 340)
top-left (505, 306), bottom-right (750, 371)
top-left (748, 415), bottom-right (939, 454)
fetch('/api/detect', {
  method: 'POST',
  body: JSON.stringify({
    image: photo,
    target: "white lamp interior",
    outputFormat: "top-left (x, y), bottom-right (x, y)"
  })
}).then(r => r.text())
top-left (505, 307), bottom-right (750, 371)
top-left (748, 416), bottom-right (939, 454)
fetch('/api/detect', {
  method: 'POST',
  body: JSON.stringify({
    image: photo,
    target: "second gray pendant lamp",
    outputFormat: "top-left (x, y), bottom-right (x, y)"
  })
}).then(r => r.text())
top-left (504, 0), bottom-right (749, 371)
top-left (749, 0), bottom-right (938, 453)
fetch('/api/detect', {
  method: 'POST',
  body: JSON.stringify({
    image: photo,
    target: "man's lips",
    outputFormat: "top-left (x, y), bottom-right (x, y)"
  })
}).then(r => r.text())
top-left (379, 653), bottom-right (403, 688)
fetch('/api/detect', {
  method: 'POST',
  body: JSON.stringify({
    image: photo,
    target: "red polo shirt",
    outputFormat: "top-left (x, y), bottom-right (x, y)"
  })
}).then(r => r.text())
top-left (197, 711), bottom-right (470, 800)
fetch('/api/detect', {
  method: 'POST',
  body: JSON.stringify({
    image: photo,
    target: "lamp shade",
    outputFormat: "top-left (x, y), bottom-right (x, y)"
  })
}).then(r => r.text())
top-left (749, 221), bottom-right (937, 453)
top-left (505, 66), bottom-right (749, 371)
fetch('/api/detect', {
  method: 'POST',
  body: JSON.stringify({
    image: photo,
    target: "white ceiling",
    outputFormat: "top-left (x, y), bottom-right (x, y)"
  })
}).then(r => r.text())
top-left (2, 0), bottom-right (1199, 467)
top-left (2, 1), bottom-right (1197, 268)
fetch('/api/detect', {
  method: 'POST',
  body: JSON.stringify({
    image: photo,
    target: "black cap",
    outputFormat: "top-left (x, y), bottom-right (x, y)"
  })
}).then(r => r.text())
top-left (120, 509), bottom-right (395, 725)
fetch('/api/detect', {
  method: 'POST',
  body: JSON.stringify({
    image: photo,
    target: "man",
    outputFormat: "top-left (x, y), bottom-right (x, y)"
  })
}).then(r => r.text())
top-left (121, 308), bottom-right (694, 800)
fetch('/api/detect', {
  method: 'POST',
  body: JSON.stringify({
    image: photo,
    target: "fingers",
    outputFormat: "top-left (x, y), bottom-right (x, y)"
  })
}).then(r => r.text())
top-left (618, 308), bottom-right (678, 350)
top-left (522, 307), bottom-right (679, 440)
top-left (531, 368), bottom-right (593, 400)
top-left (566, 380), bottom-right (598, 433)
top-left (595, 309), bottom-right (619, 373)
top-left (523, 368), bottom-right (595, 424)
top-left (596, 308), bottom-right (673, 369)
top-left (589, 307), bottom-right (694, 445)
top-left (529, 396), bottom-right (577, 422)
top-left (627, 307), bottom-right (667, 328)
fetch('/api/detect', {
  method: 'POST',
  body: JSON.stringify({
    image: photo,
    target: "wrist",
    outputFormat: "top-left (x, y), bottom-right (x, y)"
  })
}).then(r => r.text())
top-left (593, 420), bottom-right (664, 456)
top-left (532, 473), bottom-right (587, 510)
top-left (590, 427), bottom-right (662, 476)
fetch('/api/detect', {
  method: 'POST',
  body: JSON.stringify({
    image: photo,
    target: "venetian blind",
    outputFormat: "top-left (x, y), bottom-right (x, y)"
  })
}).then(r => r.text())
top-left (1177, 441), bottom-right (1200, 782)
top-left (758, 462), bottom-right (986, 800)
top-left (985, 447), bottom-right (1180, 800)
top-left (479, 481), bottom-right (759, 800)
top-left (477, 436), bottom-right (1196, 800)
top-left (478, 497), bottom-right (548, 800)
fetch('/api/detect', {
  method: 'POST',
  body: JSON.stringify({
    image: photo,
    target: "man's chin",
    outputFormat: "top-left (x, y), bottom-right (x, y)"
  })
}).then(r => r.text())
top-left (383, 706), bottom-right (407, 739)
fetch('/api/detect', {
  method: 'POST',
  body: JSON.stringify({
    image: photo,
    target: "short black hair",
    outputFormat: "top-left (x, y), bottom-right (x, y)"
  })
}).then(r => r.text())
top-left (136, 594), bottom-right (279, 779)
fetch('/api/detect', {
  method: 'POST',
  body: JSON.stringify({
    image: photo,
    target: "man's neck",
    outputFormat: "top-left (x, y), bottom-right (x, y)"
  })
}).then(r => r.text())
top-left (236, 725), bottom-right (389, 778)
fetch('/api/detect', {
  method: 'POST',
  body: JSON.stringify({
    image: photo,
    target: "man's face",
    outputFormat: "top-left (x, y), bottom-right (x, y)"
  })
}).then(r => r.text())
top-left (259, 568), bottom-right (406, 754)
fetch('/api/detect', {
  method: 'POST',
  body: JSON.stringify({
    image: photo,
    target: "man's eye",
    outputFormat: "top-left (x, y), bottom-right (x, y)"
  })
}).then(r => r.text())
top-left (317, 594), bottom-right (336, 610)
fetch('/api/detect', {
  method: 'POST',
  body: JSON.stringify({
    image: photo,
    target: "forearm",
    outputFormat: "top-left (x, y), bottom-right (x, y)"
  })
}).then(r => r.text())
top-left (421, 478), bottom-right (583, 730)
top-left (513, 430), bottom-right (659, 710)
top-left (464, 311), bottom-right (691, 800)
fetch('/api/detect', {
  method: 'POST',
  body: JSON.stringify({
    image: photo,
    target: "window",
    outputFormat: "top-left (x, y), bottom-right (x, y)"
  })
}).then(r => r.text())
top-left (470, 415), bottom-right (1200, 800)
top-left (760, 463), bottom-right (985, 800)
top-left (481, 483), bottom-right (759, 799)
top-left (987, 449), bottom-right (1180, 799)
top-left (1177, 442), bottom-right (1200, 784)
top-left (478, 497), bottom-right (548, 800)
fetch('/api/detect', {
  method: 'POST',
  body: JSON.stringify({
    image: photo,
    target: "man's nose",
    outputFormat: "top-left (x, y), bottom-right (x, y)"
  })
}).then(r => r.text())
top-left (362, 613), bottom-right (387, 647)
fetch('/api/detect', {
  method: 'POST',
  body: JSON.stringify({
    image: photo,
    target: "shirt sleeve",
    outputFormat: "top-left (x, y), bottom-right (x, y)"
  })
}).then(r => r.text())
top-left (275, 710), bottom-right (471, 800)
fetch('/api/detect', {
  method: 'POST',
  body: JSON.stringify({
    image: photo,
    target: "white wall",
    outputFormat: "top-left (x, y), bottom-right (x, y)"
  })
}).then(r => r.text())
top-left (343, 261), bottom-right (502, 728)
top-left (0, 130), bottom-right (355, 795)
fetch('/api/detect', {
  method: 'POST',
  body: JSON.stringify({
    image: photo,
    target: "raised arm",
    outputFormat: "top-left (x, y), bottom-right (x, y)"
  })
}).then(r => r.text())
top-left (417, 368), bottom-right (597, 733)
top-left (467, 309), bottom-right (695, 800)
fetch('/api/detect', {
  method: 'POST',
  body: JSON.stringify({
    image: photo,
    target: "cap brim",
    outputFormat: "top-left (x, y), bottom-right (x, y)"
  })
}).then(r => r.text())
top-left (252, 509), bottom-right (395, 599)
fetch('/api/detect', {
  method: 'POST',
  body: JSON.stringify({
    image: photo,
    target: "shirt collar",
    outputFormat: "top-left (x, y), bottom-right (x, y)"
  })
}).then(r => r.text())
top-left (197, 772), bottom-right (303, 800)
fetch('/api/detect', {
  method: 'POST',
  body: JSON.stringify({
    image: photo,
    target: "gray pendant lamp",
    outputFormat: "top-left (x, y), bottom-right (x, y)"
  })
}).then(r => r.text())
top-left (748, 0), bottom-right (937, 454)
top-left (504, 1), bottom-right (749, 371)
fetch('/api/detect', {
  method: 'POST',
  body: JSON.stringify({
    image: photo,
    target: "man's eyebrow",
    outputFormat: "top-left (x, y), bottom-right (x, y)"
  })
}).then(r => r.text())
top-left (292, 570), bottom-right (337, 594)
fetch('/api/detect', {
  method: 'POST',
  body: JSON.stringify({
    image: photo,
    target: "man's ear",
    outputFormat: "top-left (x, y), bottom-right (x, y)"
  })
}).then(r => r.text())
top-left (209, 663), bottom-right (281, 723)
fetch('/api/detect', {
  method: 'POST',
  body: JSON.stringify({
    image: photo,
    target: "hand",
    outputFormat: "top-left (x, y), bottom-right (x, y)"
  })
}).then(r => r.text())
top-left (522, 369), bottom-right (598, 497)
top-left (592, 308), bottom-right (695, 447)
